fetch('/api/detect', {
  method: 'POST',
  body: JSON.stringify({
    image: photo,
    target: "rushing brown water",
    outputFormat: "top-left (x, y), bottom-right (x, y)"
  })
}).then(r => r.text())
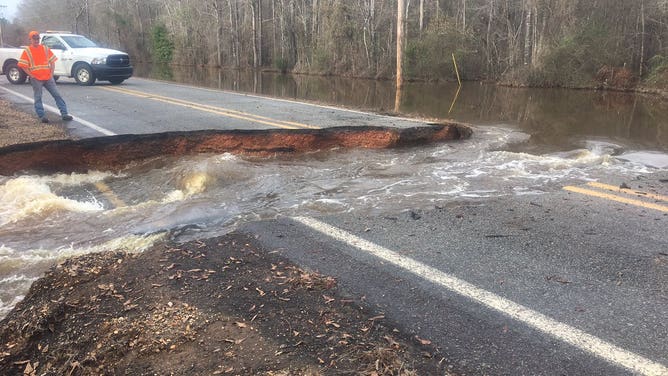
top-left (1, 65), bottom-right (667, 318)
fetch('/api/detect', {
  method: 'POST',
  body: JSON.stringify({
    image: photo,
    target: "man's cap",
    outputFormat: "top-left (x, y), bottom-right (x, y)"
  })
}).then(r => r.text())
top-left (28, 31), bottom-right (40, 39)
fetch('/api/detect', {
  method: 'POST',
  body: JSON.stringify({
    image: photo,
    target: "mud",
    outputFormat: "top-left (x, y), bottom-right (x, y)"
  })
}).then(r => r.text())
top-left (0, 123), bottom-right (471, 175)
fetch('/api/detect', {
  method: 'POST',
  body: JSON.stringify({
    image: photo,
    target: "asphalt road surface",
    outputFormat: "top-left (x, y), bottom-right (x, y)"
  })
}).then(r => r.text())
top-left (1, 78), bottom-right (427, 138)
top-left (1, 78), bottom-right (667, 375)
top-left (244, 187), bottom-right (667, 375)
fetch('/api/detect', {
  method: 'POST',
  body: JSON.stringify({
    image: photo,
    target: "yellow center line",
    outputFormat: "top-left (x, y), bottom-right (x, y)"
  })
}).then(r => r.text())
top-left (102, 86), bottom-right (320, 130)
top-left (563, 186), bottom-right (668, 212)
top-left (586, 182), bottom-right (668, 202)
top-left (103, 86), bottom-right (298, 129)
top-left (94, 182), bottom-right (127, 209)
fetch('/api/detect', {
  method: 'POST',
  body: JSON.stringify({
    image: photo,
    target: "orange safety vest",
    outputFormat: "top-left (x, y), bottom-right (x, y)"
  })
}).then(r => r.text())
top-left (18, 45), bottom-right (57, 81)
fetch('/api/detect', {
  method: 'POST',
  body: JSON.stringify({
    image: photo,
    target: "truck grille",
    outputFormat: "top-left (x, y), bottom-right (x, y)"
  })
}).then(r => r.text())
top-left (107, 54), bottom-right (131, 67)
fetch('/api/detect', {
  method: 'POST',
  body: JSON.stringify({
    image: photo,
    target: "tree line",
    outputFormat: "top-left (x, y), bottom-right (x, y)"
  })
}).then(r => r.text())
top-left (4, 0), bottom-right (668, 89)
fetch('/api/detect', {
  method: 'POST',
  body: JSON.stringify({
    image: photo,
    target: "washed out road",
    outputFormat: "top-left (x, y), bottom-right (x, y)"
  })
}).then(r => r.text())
top-left (1, 78), bottom-right (667, 375)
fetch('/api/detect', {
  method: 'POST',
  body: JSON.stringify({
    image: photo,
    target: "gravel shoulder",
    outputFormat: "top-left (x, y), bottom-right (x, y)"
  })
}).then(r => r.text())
top-left (0, 98), bottom-right (70, 148)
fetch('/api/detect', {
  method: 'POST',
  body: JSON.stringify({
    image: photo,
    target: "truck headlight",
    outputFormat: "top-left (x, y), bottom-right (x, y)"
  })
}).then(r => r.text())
top-left (91, 57), bottom-right (106, 65)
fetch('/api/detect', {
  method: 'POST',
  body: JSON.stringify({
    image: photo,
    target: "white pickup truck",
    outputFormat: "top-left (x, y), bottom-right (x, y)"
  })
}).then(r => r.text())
top-left (0, 31), bottom-right (133, 85)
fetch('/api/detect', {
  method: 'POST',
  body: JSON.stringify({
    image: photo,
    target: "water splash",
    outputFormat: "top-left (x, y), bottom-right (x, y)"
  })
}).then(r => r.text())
top-left (0, 172), bottom-right (115, 225)
top-left (0, 126), bottom-right (662, 319)
top-left (0, 233), bottom-right (166, 319)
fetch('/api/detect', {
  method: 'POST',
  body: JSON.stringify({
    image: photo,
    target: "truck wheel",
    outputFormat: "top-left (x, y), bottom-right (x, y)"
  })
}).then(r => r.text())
top-left (6, 62), bottom-right (27, 84)
top-left (74, 64), bottom-right (96, 86)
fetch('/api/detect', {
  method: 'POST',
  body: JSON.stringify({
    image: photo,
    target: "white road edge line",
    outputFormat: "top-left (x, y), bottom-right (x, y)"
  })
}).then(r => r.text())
top-left (292, 216), bottom-right (668, 376)
top-left (0, 86), bottom-right (116, 136)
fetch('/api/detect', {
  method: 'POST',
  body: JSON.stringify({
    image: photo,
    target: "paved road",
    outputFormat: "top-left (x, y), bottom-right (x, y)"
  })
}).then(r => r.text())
top-left (1, 78), bottom-right (427, 139)
top-left (244, 183), bottom-right (667, 375)
top-left (1, 78), bottom-right (667, 375)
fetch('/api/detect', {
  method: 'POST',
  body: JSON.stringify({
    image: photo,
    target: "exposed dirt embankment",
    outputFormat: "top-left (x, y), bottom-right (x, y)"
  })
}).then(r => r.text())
top-left (0, 234), bottom-right (453, 375)
top-left (0, 123), bottom-right (471, 175)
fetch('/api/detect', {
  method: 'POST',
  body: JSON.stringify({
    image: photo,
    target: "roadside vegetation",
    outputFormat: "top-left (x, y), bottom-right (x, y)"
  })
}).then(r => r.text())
top-left (3, 1), bottom-right (668, 90)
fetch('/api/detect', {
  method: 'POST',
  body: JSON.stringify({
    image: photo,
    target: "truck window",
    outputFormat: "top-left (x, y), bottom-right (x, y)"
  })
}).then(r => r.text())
top-left (61, 36), bottom-right (98, 48)
top-left (42, 36), bottom-right (66, 50)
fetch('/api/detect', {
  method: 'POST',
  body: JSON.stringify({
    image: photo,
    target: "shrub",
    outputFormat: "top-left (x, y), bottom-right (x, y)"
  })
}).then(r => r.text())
top-left (311, 48), bottom-right (333, 74)
top-left (274, 57), bottom-right (289, 73)
top-left (150, 24), bottom-right (174, 64)
top-left (404, 19), bottom-right (482, 81)
top-left (531, 21), bottom-right (624, 87)
top-left (644, 55), bottom-right (668, 88)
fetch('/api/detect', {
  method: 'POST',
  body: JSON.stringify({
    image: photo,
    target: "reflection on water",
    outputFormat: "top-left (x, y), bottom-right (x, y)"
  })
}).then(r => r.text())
top-left (135, 64), bottom-right (668, 152)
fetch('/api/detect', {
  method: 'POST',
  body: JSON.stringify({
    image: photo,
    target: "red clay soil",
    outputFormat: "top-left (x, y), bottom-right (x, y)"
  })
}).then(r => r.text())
top-left (0, 123), bottom-right (471, 175)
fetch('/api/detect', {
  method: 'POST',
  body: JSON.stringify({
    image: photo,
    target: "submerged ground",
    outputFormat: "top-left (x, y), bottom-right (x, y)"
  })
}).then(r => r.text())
top-left (0, 99), bottom-right (453, 375)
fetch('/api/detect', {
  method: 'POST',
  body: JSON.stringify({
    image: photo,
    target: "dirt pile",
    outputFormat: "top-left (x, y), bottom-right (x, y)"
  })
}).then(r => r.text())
top-left (0, 233), bottom-right (449, 375)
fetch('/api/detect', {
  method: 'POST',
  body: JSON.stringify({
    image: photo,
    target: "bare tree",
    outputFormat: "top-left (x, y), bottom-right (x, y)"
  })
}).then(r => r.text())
top-left (228, 0), bottom-right (241, 67)
top-left (11, 0), bottom-right (668, 85)
top-left (419, 0), bottom-right (424, 34)
top-left (523, 0), bottom-right (533, 66)
top-left (213, 0), bottom-right (225, 67)
top-left (250, 0), bottom-right (259, 68)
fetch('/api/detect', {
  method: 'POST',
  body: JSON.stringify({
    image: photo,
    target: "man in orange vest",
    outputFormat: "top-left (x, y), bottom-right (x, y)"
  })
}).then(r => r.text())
top-left (18, 31), bottom-right (73, 123)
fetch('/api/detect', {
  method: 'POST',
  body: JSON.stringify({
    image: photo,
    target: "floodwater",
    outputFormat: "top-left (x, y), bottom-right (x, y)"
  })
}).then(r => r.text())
top-left (1, 65), bottom-right (667, 318)
top-left (135, 64), bottom-right (668, 153)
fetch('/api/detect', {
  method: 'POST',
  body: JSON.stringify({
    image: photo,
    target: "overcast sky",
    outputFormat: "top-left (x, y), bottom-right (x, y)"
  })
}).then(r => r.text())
top-left (0, 0), bottom-right (20, 20)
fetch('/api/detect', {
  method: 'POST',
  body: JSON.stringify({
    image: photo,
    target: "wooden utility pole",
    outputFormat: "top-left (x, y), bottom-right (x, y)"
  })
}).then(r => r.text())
top-left (396, 0), bottom-right (405, 89)
top-left (395, 0), bottom-right (405, 112)
top-left (640, 0), bottom-right (646, 77)
top-left (251, 0), bottom-right (259, 68)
